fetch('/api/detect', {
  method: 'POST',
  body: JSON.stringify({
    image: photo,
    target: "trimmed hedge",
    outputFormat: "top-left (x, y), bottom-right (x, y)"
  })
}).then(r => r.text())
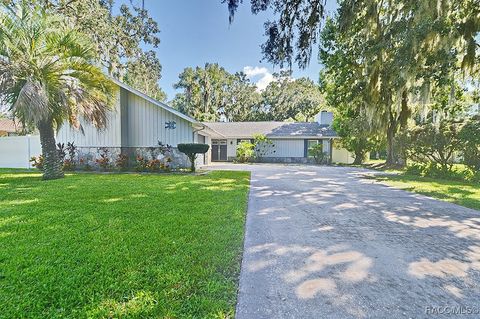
top-left (178, 143), bottom-right (210, 172)
top-left (178, 143), bottom-right (210, 154)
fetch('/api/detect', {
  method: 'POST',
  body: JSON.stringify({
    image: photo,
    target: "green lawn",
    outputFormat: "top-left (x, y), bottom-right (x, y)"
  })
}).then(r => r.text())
top-left (374, 174), bottom-right (480, 211)
top-left (0, 171), bottom-right (250, 318)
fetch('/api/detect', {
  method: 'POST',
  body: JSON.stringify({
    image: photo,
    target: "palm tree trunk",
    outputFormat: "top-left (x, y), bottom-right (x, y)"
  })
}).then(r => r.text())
top-left (38, 119), bottom-right (64, 180)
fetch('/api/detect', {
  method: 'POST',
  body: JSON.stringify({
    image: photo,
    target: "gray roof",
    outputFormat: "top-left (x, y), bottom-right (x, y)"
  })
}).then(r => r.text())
top-left (203, 121), bottom-right (337, 139)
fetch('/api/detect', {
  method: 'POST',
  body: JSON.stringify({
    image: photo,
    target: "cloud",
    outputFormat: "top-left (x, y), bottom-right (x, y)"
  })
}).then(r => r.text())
top-left (243, 66), bottom-right (275, 91)
top-left (243, 66), bottom-right (269, 77)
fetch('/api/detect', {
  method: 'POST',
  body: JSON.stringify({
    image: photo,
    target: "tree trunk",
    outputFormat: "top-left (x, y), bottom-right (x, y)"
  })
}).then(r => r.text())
top-left (386, 123), bottom-right (396, 166)
top-left (396, 90), bottom-right (409, 167)
top-left (353, 148), bottom-right (365, 165)
top-left (38, 119), bottom-right (64, 180)
top-left (189, 154), bottom-right (196, 172)
top-left (352, 157), bottom-right (363, 165)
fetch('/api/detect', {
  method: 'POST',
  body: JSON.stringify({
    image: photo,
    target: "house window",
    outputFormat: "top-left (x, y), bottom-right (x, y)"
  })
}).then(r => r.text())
top-left (306, 140), bottom-right (322, 157)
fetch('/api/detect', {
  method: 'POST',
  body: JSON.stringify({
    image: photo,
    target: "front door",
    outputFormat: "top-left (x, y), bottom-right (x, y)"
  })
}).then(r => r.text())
top-left (212, 139), bottom-right (227, 161)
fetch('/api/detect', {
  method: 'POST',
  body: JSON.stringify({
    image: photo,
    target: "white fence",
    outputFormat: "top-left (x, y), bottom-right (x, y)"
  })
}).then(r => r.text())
top-left (0, 135), bottom-right (42, 168)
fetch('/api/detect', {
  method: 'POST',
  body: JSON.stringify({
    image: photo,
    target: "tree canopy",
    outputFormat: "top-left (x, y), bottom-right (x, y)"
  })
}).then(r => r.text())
top-left (261, 72), bottom-right (324, 121)
top-left (316, 0), bottom-right (479, 165)
top-left (225, 0), bottom-right (479, 73)
top-left (172, 63), bottom-right (247, 121)
top-left (10, 0), bottom-right (167, 100)
top-left (224, 0), bottom-right (326, 68)
top-left (172, 65), bottom-right (325, 122)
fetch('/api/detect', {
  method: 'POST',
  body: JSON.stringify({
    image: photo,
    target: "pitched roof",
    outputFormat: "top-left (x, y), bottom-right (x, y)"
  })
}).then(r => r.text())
top-left (110, 77), bottom-right (198, 124)
top-left (203, 121), bottom-right (337, 139)
top-left (0, 119), bottom-right (22, 133)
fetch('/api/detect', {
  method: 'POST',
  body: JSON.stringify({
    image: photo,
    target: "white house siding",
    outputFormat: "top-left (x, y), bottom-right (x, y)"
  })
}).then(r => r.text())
top-left (225, 138), bottom-right (325, 161)
top-left (270, 139), bottom-right (305, 157)
top-left (124, 91), bottom-right (193, 147)
top-left (204, 135), bottom-right (211, 165)
top-left (56, 88), bottom-right (122, 147)
top-left (227, 139), bottom-right (237, 158)
top-left (58, 85), bottom-right (195, 148)
top-left (194, 133), bottom-right (211, 166)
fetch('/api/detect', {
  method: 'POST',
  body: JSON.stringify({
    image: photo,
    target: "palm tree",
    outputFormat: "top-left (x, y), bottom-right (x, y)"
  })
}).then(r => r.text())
top-left (0, 4), bottom-right (114, 180)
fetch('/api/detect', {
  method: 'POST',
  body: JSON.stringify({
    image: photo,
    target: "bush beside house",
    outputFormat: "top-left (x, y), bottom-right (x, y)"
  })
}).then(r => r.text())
top-left (236, 141), bottom-right (255, 163)
top-left (308, 143), bottom-right (329, 164)
top-left (30, 141), bottom-right (188, 173)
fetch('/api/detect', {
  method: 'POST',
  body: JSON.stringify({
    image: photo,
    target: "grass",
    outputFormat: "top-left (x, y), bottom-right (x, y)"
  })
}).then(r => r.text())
top-left (374, 174), bottom-right (480, 211)
top-left (363, 159), bottom-right (385, 165)
top-left (0, 170), bottom-right (250, 318)
top-left (360, 160), bottom-right (480, 210)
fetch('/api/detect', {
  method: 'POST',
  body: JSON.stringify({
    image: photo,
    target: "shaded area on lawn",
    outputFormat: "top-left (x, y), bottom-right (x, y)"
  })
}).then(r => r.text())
top-left (374, 174), bottom-right (480, 211)
top-left (0, 170), bottom-right (250, 318)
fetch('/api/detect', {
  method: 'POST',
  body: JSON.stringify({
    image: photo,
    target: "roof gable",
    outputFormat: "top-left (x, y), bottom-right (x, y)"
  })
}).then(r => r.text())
top-left (110, 78), bottom-right (198, 124)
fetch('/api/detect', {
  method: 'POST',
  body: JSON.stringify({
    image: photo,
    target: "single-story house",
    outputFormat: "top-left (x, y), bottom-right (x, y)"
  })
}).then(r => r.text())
top-left (203, 111), bottom-right (354, 164)
top-left (56, 78), bottom-right (355, 167)
top-left (0, 118), bottom-right (23, 137)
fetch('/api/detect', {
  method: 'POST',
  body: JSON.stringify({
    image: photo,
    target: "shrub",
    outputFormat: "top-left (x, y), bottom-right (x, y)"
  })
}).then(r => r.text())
top-left (308, 144), bottom-right (329, 164)
top-left (146, 159), bottom-right (161, 172)
top-left (134, 155), bottom-right (148, 172)
top-left (65, 142), bottom-right (77, 169)
top-left (405, 120), bottom-right (463, 172)
top-left (405, 163), bottom-right (425, 176)
top-left (158, 141), bottom-right (173, 155)
top-left (405, 162), bottom-right (478, 183)
top-left (158, 141), bottom-right (174, 170)
top-left (95, 148), bottom-right (110, 171)
top-left (236, 141), bottom-right (255, 163)
top-left (162, 157), bottom-right (172, 172)
top-left (62, 159), bottom-right (75, 171)
top-left (421, 163), bottom-right (458, 179)
top-left (471, 171), bottom-right (480, 183)
top-left (78, 157), bottom-right (92, 171)
top-left (459, 115), bottom-right (480, 172)
top-left (115, 154), bottom-right (129, 171)
top-left (30, 155), bottom-right (44, 170)
top-left (56, 143), bottom-right (66, 161)
top-left (177, 143), bottom-right (209, 172)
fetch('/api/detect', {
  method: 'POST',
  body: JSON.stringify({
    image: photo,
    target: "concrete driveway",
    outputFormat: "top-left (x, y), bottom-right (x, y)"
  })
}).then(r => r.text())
top-left (205, 163), bottom-right (480, 318)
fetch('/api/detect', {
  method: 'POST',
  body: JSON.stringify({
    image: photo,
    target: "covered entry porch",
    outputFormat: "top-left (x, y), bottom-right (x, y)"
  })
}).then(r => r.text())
top-left (211, 139), bottom-right (228, 161)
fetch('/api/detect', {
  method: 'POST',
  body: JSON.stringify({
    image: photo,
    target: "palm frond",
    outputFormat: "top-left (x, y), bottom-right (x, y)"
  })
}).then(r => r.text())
top-left (0, 2), bottom-right (115, 131)
top-left (11, 78), bottom-right (49, 125)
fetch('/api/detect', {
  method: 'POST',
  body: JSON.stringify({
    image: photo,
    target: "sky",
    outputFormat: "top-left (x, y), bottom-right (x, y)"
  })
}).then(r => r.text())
top-left (118, 0), bottom-right (339, 100)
